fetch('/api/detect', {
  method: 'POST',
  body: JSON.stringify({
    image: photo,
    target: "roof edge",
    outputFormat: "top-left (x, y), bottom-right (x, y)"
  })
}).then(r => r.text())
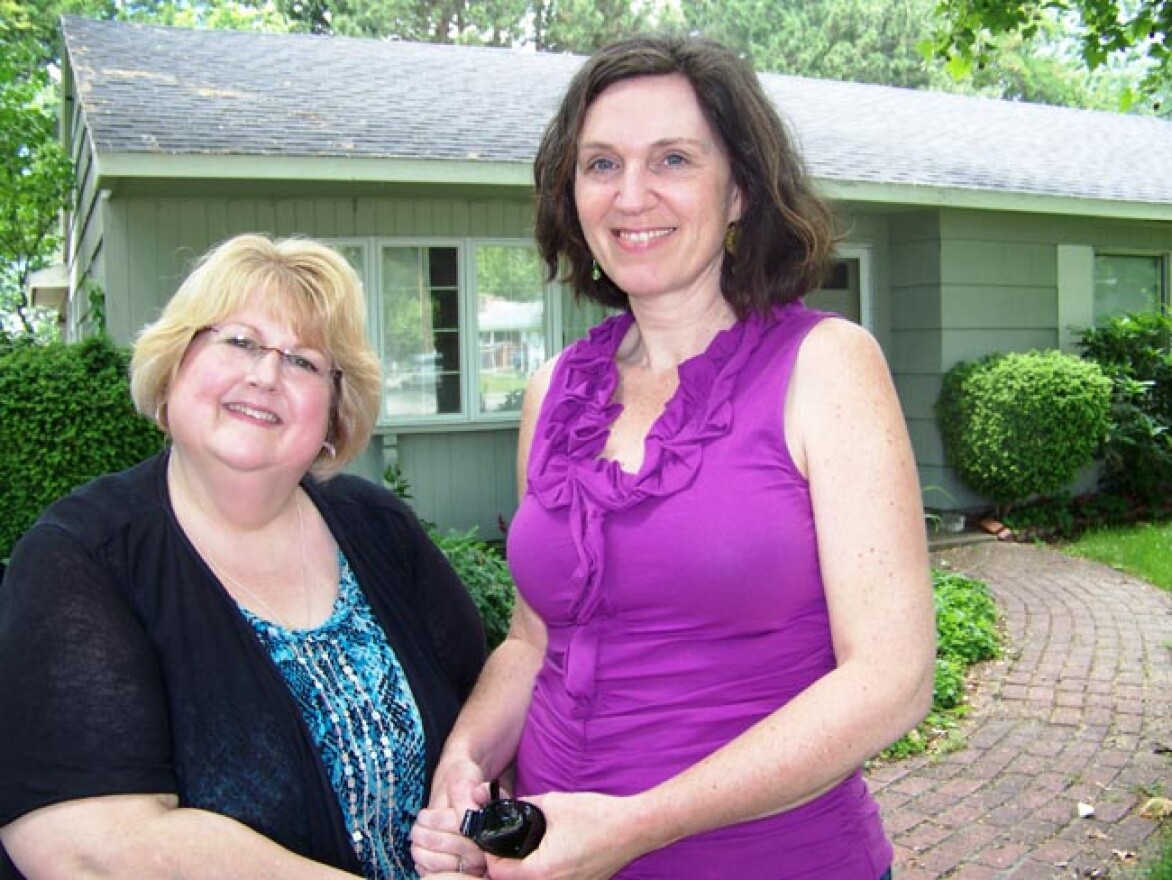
top-left (96, 154), bottom-right (534, 187)
top-left (824, 180), bottom-right (1172, 222)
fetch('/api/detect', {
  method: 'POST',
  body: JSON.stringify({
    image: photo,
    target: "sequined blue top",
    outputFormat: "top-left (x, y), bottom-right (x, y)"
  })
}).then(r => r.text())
top-left (243, 552), bottom-right (426, 880)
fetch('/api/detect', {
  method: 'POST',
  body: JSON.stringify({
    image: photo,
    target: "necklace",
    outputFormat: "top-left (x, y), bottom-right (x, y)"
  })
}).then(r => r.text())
top-left (203, 492), bottom-right (314, 630)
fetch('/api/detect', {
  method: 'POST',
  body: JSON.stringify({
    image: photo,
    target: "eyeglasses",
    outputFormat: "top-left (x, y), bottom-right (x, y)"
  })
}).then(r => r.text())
top-left (460, 780), bottom-right (546, 859)
top-left (196, 325), bottom-right (341, 385)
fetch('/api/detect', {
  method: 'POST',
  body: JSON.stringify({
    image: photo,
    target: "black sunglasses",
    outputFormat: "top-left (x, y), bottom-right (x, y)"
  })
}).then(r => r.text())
top-left (460, 780), bottom-right (546, 859)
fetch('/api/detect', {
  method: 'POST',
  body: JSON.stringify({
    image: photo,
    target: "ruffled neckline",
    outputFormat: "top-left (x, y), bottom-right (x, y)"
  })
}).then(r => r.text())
top-left (522, 306), bottom-right (783, 703)
top-left (527, 307), bottom-right (772, 514)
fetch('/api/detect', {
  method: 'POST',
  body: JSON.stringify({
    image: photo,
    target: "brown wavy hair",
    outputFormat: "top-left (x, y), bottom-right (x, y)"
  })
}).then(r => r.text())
top-left (534, 34), bottom-right (841, 319)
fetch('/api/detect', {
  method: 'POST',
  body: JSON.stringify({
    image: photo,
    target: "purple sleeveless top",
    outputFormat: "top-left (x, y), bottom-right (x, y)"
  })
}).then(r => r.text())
top-left (506, 303), bottom-right (892, 879)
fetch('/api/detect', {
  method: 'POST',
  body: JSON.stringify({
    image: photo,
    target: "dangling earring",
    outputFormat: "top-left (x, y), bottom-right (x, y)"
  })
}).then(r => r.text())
top-left (591, 259), bottom-right (602, 282)
top-left (724, 222), bottom-right (739, 257)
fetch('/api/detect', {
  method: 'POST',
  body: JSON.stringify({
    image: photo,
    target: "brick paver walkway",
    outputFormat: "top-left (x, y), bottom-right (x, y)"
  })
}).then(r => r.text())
top-left (867, 541), bottom-right (1172, 879)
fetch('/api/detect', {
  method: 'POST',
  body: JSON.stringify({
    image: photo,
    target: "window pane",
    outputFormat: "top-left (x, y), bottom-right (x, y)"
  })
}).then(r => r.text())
top-left (1094, 255), bottom-right (1164, 323)
top-left (381, 245), bottom-right (462, 417)
top-left (331, 243), bottom-right (365, 275)
top-left (805, 258), bottom-right (861, 323)
top-left (476, 245), bottom-right (546, 414)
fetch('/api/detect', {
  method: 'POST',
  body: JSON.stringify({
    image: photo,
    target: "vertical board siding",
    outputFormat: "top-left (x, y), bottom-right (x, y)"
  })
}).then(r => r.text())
top-left (888, 212), bottom-right (943, 490)
top-left (396, 429), bottom-right (519, 538)
top-left (90, 190), bottom-right (1172, 524)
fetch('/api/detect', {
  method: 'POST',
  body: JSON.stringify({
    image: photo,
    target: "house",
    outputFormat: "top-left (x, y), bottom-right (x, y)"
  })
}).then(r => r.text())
top-left (56, 16), bottom-right (1172, 534)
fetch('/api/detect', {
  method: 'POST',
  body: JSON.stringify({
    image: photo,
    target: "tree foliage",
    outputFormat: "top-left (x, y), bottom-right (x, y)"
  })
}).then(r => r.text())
top-left (681, 0), bottom-right (947, 89)
top-left (277, 0), bottom-right (662, 48)
top-left (678, 0), bottom-right (1148, 109)
top-left (0, 39), bottom-right (74, 338)
top-left (928, 0), bottom-right (1171, 107)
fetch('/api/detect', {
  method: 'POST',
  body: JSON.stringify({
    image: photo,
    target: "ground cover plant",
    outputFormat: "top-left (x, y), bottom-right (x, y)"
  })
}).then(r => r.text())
top-left (880, 566), bottom-right (1001, 761)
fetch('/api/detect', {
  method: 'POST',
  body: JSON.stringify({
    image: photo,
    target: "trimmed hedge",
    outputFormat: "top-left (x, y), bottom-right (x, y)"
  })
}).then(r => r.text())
top-left (0, 336), bottom-right (164, 561)
top-left (936, 350), bottom-right (1112, 507)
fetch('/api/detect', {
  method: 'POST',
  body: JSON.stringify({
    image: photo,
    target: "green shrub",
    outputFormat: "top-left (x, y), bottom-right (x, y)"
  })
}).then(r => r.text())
top-left (0, 336), bottom-right (164, 561)
top-left (432, 529), bottom-right (514, 650)
top-left (1079, 312), bottom-right (1172, 505)
top-left (385, 464), bottom-right (516, 649)
top-left (933, 569), bottom-right (1000, 666)
top-left (936, 350), bottom-right (1112, 507)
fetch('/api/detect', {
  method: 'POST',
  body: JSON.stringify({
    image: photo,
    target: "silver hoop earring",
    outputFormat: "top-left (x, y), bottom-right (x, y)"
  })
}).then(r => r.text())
top-left (321, 441), bottom-right (337, 459)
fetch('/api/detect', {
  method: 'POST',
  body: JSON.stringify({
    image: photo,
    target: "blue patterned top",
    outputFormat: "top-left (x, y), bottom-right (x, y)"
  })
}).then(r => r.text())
top-left (242, 552), bottom-right (426, 880)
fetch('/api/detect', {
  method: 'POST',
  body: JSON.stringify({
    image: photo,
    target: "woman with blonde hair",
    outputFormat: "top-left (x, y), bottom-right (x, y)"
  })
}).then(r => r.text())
top-left (0, 233), bottom-right (486, 880)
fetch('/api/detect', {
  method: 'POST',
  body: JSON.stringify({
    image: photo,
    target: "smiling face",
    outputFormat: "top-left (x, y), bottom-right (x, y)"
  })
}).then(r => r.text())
top-left (573, 73), bottom-right (742, 307)
top-left (164, 296), bottom-right (334, 482)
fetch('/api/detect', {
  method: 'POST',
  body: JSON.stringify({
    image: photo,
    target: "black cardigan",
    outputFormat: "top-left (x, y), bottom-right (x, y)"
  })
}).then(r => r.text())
top-left (0, 452), bottom-right (487, 878)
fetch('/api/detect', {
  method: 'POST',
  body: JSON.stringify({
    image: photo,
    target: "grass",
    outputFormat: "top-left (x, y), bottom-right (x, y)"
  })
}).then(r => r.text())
top-left (1136, 829), bottom-right (1172, 880)
top-left (1061, 519), bottom-right (1172, 592)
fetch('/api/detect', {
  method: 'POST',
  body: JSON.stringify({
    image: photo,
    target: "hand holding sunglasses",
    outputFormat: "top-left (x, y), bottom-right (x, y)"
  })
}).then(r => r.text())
top-left (460, 780), bottom-right (547, 859)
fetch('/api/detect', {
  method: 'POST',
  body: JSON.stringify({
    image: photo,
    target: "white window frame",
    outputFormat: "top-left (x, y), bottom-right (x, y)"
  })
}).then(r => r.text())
top-left (1092, 250), bottom-right (1170, 325)
top-left (839, 244), bottom-right (874, 330)
top-left (806, 245), bottom-right (874, 329)
top-left (325, 236), bottom-right (558, 429)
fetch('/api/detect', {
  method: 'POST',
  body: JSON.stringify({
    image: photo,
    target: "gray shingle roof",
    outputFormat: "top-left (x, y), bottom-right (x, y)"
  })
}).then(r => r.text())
top-left (62, 15), bottom-right (1172, 209)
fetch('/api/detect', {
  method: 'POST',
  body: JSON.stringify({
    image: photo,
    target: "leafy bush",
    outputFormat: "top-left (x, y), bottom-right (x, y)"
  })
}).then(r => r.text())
top-left (933, 656), bottom-right (967, 711)
top-left (933, 569), bottom-right (1000, 666)
top-left (1079, 312), bottom-right (1172, 505)
top-left (432, 529), bottom-right (514, 650)
top-left (385, 464), bottom-right (516, 649)
top-left (936, 350), bottom-right (1112, 507)
top-left (0, 336), bottom-right (164, 561)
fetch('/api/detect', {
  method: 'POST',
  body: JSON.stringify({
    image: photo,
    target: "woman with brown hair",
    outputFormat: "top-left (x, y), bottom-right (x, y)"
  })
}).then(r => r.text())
top-left (412, 34), bottom-right (936, 880)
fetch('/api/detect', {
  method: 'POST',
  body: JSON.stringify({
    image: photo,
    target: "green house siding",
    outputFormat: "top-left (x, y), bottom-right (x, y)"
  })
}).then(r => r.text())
top-left (891, 208), bottom-right (1172, 506)
top-left (69, 186), bottom-right (1172, 526)
top-left (383, 428), bottom-right (520, 538)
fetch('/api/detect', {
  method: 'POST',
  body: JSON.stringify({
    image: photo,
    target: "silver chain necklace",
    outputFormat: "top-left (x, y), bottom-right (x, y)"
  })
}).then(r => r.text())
top-left (203, 492), bottom-right (313, 629)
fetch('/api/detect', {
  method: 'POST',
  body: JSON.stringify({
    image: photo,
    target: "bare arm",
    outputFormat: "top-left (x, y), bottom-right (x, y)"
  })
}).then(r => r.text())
top-left (628, 318), bottom-right (935, 832)
top-left (486, 318), bottom-right (936, 879)
top-left (1, 794), bottom-right (361, 880)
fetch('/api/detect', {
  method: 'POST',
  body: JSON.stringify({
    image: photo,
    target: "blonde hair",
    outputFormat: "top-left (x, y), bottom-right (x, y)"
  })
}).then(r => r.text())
top-left (131, 233), bottom-right (381, 478)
